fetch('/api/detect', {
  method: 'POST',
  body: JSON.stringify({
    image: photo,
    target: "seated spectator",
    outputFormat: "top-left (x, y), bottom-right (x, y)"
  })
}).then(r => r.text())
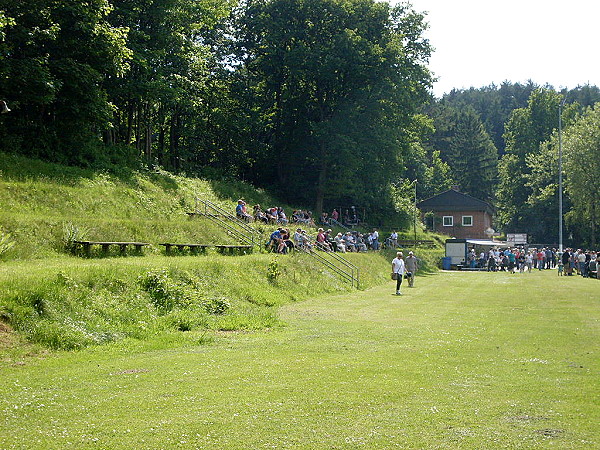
top-left (305, 211), bottom-right (315, 227)
top-left (253, 204), bottom-right (269, 223)
top-left (265, 207), bottom-right (278, 224)
top-left (293, 228), bottom-right (303, 248)
top-left (280, 228), bottom-right (293, 253)
top-left (366, 232), bottom-right (374, 249)
top-left (343, 210), bottom-right (351, 225)
top-left (320, 212), bottom-right (329, 225)
top-left (331, 208), bottom-right (339, 223)
top-left (267, 228), bottom-right (283, 252)
top-left (344, 232), bottom-right (355, 252)
top-left (236, 200), bottom-right (253, 222)
top-left (355, 233), bottom-right (367, 252)
top-left (334, 233), bottom-right (346, 253)
top-left (277, 207), bottom-right (288, 225)
top-left (316, 228), bottom-right (332, 251)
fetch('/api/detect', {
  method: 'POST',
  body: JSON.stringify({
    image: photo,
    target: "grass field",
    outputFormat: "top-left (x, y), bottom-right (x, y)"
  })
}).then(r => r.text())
top-left (1, 269), bottom-right (598, 449)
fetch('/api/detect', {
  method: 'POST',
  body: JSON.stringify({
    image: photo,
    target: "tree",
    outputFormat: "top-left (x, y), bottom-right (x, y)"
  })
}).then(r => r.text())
top-left (445, 106), bottom-right (497, 200)
top-left (235, 0), bottom-right (432, 217)
top-left (423, 102), bottom-right (496, 201)
top-left (105, 0), bottom-right (233, 171)
top-left (495, 88), bottom-right (562, 239)
top-left (563, 104), bottom-right (600, 247)
top-left (0, 0), bottom-right (131, 162)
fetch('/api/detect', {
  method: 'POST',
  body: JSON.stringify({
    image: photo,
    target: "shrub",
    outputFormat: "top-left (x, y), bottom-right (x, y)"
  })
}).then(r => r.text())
top-left (0, 231), bottom-right (15, 257)
top-left (267, 258), bottom-right (281, 283)
top-left (139, 270), bottom-right (193, 312)
top-left (62, 222), bottom-right (90, 255)
top-left (203, 296), bottom-right (230, 315)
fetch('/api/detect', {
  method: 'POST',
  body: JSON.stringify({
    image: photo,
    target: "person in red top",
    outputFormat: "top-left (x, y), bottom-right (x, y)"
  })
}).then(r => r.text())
top-left (331, 208), bottom-right (339, 222)
top-left (316, 228), bottom-right (331, 251)
top-left (537, 249), bottom-right (545, 270)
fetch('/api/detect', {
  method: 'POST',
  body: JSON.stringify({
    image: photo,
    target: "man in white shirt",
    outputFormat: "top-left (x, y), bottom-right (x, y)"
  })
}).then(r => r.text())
top-left (372, 229), bottom-right (380, 250)
top-left (391, 252), bottom-right (406, 295)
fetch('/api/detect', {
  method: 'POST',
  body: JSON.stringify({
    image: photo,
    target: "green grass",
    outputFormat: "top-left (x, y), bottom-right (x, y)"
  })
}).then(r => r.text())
top-left (0, 152), bottom-right (299, 260)
top-left (0, 252), bottom-right (391, 351)
top-left (1, 270), bottom-right (598, 448)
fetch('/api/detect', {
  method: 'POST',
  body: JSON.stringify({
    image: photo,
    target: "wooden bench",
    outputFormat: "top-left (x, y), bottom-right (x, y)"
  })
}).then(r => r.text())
top-left (214, 244), bottom-right (253, 255)
top-left (159, 243), bottom-right (212, 255)
top-left (73, 241), bottom-right (150, 257)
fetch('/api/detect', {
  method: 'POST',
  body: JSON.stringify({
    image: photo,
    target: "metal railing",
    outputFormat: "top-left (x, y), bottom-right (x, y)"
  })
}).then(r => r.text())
top-left (328, 218), bottom-right (353, 232)
top-left (193, 198), bottom-right (261, 248)
top-left (303, 242), bottom-right (359, 288)
top-left (194, 198), bottom-right (359, 287)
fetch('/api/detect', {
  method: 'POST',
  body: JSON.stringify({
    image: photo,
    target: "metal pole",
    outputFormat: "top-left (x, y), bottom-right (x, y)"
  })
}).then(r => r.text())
top-left (558, 96), bottom-right (566, 253)
top-left (413, 179), bottom-right (417, 245)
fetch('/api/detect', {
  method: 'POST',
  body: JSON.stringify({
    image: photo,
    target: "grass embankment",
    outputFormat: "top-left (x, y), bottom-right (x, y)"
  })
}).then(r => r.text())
top-left (0, 152), bottom-right (284, 260)
top-left (0, 153), bottom-right (442, 351)
top-left (0, 252), bottom-right (390, 352)
top-left (1, 270), bottom-right (598, 448)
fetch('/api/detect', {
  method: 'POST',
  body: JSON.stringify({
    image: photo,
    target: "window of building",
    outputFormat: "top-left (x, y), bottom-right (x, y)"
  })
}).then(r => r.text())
top-left (462, 215), bottom-right (473, 226)
top-left (442, 216), bottom-right (453, 226)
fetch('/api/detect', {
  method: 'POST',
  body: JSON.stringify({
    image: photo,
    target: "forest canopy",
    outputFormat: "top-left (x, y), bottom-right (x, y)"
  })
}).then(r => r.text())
top-left (1, 0), bottom-right (599, 244)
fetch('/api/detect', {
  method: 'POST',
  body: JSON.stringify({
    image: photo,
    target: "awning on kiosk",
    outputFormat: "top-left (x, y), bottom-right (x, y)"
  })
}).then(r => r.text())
top-left (465, 239), bottom-right (509, 247)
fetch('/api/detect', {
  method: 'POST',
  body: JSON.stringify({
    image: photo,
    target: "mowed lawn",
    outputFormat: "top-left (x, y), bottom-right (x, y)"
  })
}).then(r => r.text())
top-left (1, 270), bottom-right (599, 449)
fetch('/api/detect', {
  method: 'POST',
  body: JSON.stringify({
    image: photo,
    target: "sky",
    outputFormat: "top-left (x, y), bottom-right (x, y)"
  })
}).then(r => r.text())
top-left (407, 0), bottom-right (599, 97)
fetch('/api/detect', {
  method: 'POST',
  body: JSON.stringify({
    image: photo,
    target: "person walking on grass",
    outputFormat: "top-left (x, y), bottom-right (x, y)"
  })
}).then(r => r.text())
top-left (392, 251), bottom-right (406, 295)
top-left (405, 251), bottom-right (418, 287)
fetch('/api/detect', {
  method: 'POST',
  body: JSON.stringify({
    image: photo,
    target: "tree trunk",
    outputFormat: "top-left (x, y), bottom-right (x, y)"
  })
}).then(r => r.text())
top-left (314, 143), bottom-right (327, 217)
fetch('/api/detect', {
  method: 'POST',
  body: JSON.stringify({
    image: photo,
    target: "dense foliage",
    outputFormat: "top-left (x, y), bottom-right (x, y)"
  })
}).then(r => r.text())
top-left (1, 0), bottom-right (600, 242)
top-left (0, 0), bottom-right (435, 226)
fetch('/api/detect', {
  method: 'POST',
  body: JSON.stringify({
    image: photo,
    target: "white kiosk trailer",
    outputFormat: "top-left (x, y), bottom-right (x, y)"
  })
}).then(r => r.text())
top-left (445, 238), bottom-right (508, 269)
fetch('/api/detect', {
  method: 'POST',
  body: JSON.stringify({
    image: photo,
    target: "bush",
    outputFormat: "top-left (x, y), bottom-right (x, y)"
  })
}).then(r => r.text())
top-left (139, 270), bottom-right (193, 312)
top-left (0, 231), bottom-right (15, 258)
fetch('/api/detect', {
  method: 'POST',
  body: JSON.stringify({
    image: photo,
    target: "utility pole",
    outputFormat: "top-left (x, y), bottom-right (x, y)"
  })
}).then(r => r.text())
top-left (558, 96), bottom-right (566, 253)
top-left (413, 179), bottom-right (418, 246)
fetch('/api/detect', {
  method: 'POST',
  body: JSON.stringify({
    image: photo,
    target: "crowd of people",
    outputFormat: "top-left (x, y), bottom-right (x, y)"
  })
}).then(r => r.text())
top-left (265, 226), bottom-right (385, 254)
top-left (236, 200), bottom-right (316, 227)
top-left (319, 207), bottom-right (361, 227)
top-left (465, 246), bottom-right (598, 277)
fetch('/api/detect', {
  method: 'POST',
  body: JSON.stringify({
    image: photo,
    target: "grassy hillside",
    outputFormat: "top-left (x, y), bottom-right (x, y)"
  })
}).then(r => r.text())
top-left (0, 153), bottom-right (444, 353)
top-left (0, 153), bottom-right (287, 260)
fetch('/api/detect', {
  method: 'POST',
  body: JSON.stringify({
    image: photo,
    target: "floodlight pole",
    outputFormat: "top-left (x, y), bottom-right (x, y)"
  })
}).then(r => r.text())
top-left (558, 96), bottom-right (566, 253)
top-left (413, 179), bottom-right (417, 246)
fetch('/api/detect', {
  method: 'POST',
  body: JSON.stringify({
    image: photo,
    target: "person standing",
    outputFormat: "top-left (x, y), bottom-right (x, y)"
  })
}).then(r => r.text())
top-left (392, 252), bottom-right (406, 295)
top-left (405, 251), bottom-right (418, 287)
top-left (372, 228), bottom-right (380, 250)
top-left (389, 230), bottom-right (398, 249)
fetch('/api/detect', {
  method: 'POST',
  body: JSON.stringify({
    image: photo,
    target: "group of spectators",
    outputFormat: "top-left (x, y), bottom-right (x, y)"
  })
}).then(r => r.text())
top-left (559, 248), bottom-right (599, 277)
top-left (319, 208), bottom-right (361, 227)
top-left (465, 246), bottom-right (598, 277)
top-left (236, 200), bottom-right (315, 227)
top-left (265, 226), bottom-right (383, 254)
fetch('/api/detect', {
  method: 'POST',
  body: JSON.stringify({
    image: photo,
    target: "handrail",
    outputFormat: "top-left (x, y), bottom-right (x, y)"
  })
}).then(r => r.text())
top-left (303, 241), bottom-right (359, 288)
top-left (322, 247), bottom-right (359, 287)
top-left (194, 198), bottom-right (261, 247)
top-left (328, 218), bottom-right (353, 232)
top-left (305, 248), bottom-right (357, 287)
top-left (197, 198), bottom-right (258, 235)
